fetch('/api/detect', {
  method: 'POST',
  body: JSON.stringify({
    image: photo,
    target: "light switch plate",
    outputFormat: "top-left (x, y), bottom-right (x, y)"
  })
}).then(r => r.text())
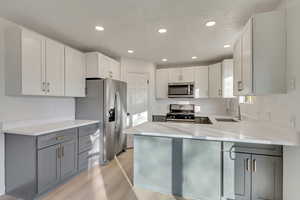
top-left (289, 79), bottom-right (296, 90)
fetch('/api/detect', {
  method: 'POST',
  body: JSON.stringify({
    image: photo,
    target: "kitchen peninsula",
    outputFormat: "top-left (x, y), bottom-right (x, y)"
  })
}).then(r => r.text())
top-left (125, 118), bottom-right (300, 200)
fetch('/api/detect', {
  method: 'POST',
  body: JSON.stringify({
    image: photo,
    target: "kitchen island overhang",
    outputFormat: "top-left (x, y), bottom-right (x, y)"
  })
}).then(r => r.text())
top-left (125, 120), bottom-right (298, 200)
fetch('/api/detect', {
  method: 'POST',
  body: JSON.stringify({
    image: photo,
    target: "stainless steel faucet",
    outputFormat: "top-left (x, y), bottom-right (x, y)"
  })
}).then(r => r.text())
top-left (237, 103), bottom-right (242, 121)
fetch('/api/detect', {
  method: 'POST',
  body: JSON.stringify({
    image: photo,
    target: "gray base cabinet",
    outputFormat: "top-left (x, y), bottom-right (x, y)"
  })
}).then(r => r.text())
top-left (37, 144), bottom-right (61, 194)
top-left (60, 140), bottom-right (78, 181)
top-left (234, 153), bottom-right (251, 200)
top-left (251, 155), bottom-right (282, 200)
top-left (5, 123), bottom-right (99, 200)
top-left (223, 143), bottom-right (283, 200)
top-left (78, 124), bottom-right (100, 171)
top-left (134, 136), bottom-right (222, 200)
top-left (37, 128), bottom-right (78, 194)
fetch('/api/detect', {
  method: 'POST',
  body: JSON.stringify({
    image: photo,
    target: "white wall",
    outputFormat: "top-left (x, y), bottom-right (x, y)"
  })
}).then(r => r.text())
top-left (235, 0), bottom-right (300, 199)
top-left (121, 57), bottom-right (231, 118)
top-left (0, 18), bottom-right (75, 195)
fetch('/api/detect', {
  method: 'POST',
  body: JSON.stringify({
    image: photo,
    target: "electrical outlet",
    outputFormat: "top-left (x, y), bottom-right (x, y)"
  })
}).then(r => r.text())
top-left (290, 116), bottom-right (296, 129)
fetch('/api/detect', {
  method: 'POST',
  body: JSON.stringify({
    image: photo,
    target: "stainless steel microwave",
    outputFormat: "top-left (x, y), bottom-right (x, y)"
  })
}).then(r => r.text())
top-left (168, 82), bottom-right (194, 98)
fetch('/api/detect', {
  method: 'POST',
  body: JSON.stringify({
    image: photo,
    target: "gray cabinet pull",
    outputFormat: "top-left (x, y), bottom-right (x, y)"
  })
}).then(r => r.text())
top-left (46, 82), bottom-right (50, 93)
top-left (246, 158), bottom-right (251, 171)
top-left (253, 159), bottom-right (257, 172)
top-left (62, 146), bottom-right (64, 158)
top-left (57, 147), bottom-right (61, 159)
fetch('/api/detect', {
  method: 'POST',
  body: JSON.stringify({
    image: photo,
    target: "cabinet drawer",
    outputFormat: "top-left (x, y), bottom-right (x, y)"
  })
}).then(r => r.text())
top-left (78, 151), bottom-right (100, 171)
top-left (78, 123), bottom-right (99, 137)
top-left (38, 128), bottom-right (77, 149)
top-left (224, 142), bottom-right (283, 156)
top-left (152, 115), bottom-right (166, 122)
top-left (78, 131), bottom-right (100, 154)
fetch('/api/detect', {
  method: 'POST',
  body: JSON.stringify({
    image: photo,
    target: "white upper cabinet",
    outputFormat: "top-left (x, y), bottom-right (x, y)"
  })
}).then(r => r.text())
top-left (156, 68), bottom-right (169, 99)
top-left (168, 68), bottom-right (182, 83)
top-left (209, 63), bottom-right (222, 98)
top-left (222, 59), bottom-right (234, 98)
top-left (168, 67), bottom-right (195, 83)
top-left (5, 26), bottom-right (86, 97)
top-left (21, 29), bottom-right (45, 95)
top-left (233, 38), bottom-right (242, 96)
top-left (181, 67), bottom-right (195, 82)
top-left (233, 10), bottom-right (286, 96)
top-left (109, 58), bottom-right (121, 80)
top-left (65, 47), bottom-right (86, 97)
top-left (45, 39), bottom-right (65, 96)
top-left (194, 66), bottom-right (209, 98)
top-left (86, 52), bottom-right (121, 80)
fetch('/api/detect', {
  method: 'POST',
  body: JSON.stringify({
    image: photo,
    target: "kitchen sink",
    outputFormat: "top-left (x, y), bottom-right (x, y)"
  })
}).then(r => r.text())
top-left (215, 118), bottom-right (239, 122)
top-left (195, 117), bottom-right (213, 124)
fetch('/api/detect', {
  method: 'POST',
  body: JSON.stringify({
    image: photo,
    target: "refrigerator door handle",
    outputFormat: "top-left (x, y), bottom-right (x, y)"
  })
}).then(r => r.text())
top-left (115, 92), bottom-right (121, 130)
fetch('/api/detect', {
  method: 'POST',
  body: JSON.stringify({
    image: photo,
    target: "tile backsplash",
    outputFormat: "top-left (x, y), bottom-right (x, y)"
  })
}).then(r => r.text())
top-left (151, 98), bottom-right (234, 116)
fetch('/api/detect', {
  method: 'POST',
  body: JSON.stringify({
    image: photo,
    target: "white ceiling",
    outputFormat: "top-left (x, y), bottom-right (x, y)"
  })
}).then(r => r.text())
top-left (0, 0), bottom-right (281, 64)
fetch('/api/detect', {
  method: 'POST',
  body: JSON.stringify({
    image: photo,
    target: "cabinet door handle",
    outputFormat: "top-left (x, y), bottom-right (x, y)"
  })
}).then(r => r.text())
top-left (62, 146), bottom-right (64, 158)
top-left (42, 82), bottom-right (46, 92)
top-left (57, 147), bottom-right (61, 159)
top-left (218, 89), bottom-right (222, 97)
top-left (253, 159), bottom-right (257, 172)
top-left (246, 158), bottom-right (251, 171)
top-left (238, 81), bottom-right (243, 91)
top-left (46, 82), bottom-right (50, 93)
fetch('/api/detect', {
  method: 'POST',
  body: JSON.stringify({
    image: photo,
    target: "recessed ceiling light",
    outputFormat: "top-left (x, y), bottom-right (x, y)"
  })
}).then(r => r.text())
top-left (162, 58), bottom-right (168, 62)
top-left (158, 28), bottom-right (167, 34)
top-left (224, 44), bottom-right (231, 48)
top-left (95, 26), bottom-right (104, 31)
top-left (128, 50), bottom-right (134, 54)
top-left (205, 21), bottom-right (216, 27)
top-left (192, 56), bottom-right (198, 59)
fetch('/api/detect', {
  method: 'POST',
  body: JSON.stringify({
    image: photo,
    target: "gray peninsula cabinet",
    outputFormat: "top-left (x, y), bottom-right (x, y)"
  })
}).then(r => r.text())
top-left (223, 143), bottom-right (283, 200)
top-left (5, 123), bottom-right (99, 200)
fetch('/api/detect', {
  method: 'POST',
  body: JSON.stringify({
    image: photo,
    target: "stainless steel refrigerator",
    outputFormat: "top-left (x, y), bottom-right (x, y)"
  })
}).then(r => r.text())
top-left (76, 79), bottom-right (127, 165)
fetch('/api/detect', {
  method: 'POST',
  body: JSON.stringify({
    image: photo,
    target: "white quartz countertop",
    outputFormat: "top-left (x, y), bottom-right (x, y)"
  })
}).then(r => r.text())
top-left (124, 116), bottom-right (300, 146)
top-left (4, 120), bottom-right (99, 136)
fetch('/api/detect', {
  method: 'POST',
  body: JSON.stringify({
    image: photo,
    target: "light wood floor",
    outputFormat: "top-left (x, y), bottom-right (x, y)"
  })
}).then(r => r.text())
top-left (0, 149), bottom-right (188, 200)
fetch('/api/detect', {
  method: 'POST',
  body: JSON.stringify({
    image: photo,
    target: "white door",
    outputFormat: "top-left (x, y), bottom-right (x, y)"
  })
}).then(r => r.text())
top-left (209, 63), bottom-right (222, 98)
top-left (233, 38), bottom-right (243, 96)
top-left (156, 69), bottom-right (169, 99)
top-left (127, 73), bottom-right (149, 127)
top-left (127, 73), bottom-right (149, 148)
top-left (181, 67), bottom-right (195, 82)
top-left (241, 18), bottom-right (253, 95)
top-left (194, 66), bottom-right (209, 98)
top-left (21, 29), bottom-right (45, 95)
top-left (168, 68), bottom-right (182, 82)
top-left (222, 59), bottom-right (234, 98)
top-left (45, 39), bottom-right (65, 96)
top-left (65, 47), bottom-right (85, 97)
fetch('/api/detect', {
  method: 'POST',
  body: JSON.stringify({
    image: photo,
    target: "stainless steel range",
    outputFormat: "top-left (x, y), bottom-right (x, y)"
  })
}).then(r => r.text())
top-left (166, 104), bottom-right (212, 124)
top-left (166, 104), bottom-right (195, 122)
